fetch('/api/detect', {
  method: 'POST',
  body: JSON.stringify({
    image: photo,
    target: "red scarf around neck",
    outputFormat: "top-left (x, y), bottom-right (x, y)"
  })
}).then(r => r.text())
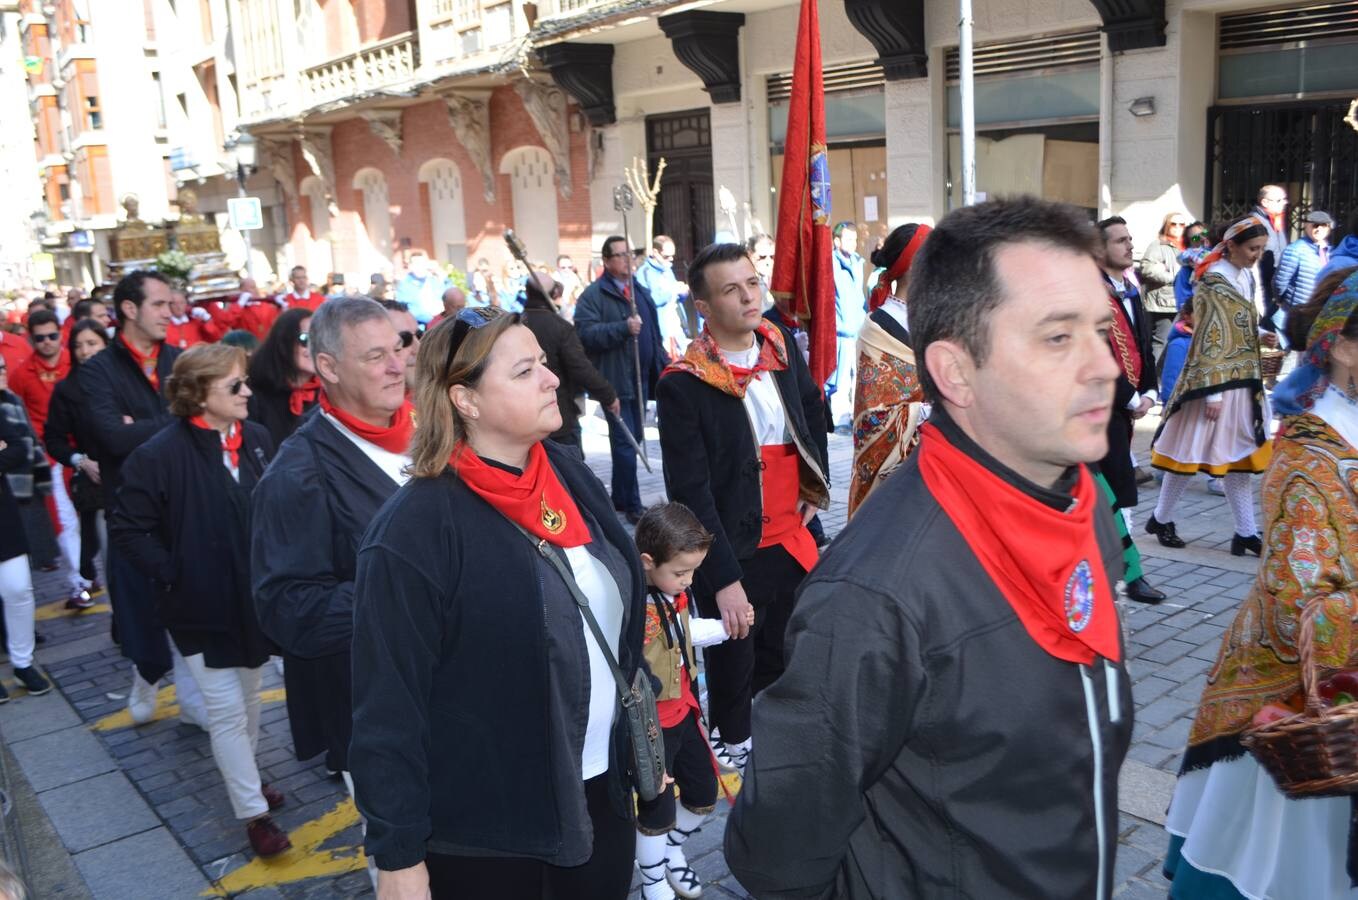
top-left (916, 423), bottom-right (1121, 666)
top-left (289, 376), bottom-right (321, 416)
top-left (120, 334), bottom-right (161, 390)
top-left (189, 416), bottom-right (242, 469)
top-left (453, 442), bottom-right (592, 548)
top-left (663, 319), bottom-right (789, 398)
top-left (318, 391), bottom-right (414, 455)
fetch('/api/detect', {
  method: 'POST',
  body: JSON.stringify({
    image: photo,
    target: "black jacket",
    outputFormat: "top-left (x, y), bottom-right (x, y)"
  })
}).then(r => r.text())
top-left (1100, 275), bottom-right (1158, 510)
top-left (247, 385), bottom-right (310, 449)
top-left (725, 411), bottom-right (1132, 900)
top-left (574, 275), bottom-right (667, 401)
top-left (43, 371), bottom-right (102, 468)
top-left (350, 441), bottom-right (647, 871)
top-left (519, 288), bottom-right (618, 444)
top-left (78, 337), bottom-right (181, 510)
top-left (0, 393), bottom-right (34, 563)
top-left (110, 419), bottom-right (273, 664)
top-left (251, 410), bottom-right (402, 768)
top-left (656, 324), bottom-right (829, 597)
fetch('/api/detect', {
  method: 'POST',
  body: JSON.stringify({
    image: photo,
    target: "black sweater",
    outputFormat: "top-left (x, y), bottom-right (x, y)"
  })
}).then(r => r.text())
top-left (43, 371), bottom-right (102, 469)
top-left (519, 289), bottom-right (618, 444)
top-left (349, 441), bottom-right (647, 871)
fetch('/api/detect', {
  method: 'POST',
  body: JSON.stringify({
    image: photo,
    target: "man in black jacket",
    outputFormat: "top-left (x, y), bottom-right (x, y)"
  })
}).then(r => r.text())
top-left (519, 271), bottom-right (619, 458)
top-left (80, 270), bottom-right (208, 727)
top-left (575, 235), bottom-right (667, 523)
top-left (725, 197), bottom-right (1133, 900)
top-left (1095, 216), bottom-right (1167, 604)
top-left (251, 297), bottom-right (411, 888)
top-left (657, 242), bottom-right (829, 774)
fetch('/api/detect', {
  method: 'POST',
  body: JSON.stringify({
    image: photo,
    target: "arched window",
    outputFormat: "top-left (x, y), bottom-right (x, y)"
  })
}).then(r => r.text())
top-left (299, 175), bottom-right (333, 277)
top-left (418, 158), bottom-right (468, 272)
top-left (353, 167), bottom-right (391, 277)
top-left (499, 145), bottom-right (559, 263)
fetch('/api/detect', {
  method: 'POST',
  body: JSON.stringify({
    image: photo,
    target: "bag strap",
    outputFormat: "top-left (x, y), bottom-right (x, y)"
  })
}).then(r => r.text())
top-left (511, 524), bottom-right (635, 707)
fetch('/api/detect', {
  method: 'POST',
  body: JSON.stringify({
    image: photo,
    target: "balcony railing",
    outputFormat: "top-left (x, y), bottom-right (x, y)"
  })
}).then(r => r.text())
top-left (301, 32), bottom-right (418, 107)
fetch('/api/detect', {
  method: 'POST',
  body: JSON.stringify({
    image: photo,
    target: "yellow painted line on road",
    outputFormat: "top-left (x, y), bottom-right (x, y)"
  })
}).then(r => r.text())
top-left (34, 601), bottom-right (111, 622)
top-left (205, 797), bottom-right (367, 896)
top-left (90, 686), bottom-right (288, 732)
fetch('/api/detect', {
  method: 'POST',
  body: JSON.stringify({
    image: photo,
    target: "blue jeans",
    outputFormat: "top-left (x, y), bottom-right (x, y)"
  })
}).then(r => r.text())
top-left (607, 399), bottom-right (644, 515)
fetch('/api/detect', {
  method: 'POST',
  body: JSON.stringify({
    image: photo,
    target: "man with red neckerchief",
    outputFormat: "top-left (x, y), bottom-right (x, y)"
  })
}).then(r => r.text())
top-left (726, 198), bottom-right (1133, 900)
top-left (277, 265), bottom-right (326, 312)
top-left (656, 242), bottom-right (830, 777)
top-left (251, 297), bottom-right (413, 890)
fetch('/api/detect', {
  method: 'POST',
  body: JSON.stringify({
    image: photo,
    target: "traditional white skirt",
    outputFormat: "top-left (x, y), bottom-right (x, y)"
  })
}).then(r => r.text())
top-left (1153, 388), bottom-right (1271, 474)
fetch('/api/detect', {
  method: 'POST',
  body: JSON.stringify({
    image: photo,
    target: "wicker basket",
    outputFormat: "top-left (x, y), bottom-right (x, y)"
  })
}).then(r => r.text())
top-left (1259, 347), bottom-right (1286, 378)
top-left (1240, 600), bottom-right (1358, 798)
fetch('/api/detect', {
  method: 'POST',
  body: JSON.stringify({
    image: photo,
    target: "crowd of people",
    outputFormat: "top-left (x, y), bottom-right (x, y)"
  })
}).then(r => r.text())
top-left (0, 188), bottom-right (1356, 900)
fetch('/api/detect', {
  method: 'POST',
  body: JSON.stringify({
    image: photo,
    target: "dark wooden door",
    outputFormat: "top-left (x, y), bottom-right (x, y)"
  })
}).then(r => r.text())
top-left (647, 109), bottom-right (713, 337)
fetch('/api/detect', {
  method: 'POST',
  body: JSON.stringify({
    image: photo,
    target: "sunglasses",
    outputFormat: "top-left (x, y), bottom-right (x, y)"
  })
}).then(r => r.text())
top-left (1189, 233), bottom-right (1210, 244)
top-left (33, 332), bottom-right (62, 342)
top-left (444, 307), bottom-right (513, 381)
top-left (221, 377), bottom-right (249, 396)
top-left (297, 332), bottom-right (309, 345)
top-left (397, 328), bottom-right (424, 349)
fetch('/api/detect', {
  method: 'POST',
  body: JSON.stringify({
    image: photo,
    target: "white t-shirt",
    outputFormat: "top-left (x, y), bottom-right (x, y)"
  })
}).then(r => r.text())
top-left (880, 297), bottom-right (910, 334)
top-left (322, 411), bottom-right (411, 487)
top-left (564, 543), bottom-right (624, 779)
top-left (722, 343), bottom-right (788, 446)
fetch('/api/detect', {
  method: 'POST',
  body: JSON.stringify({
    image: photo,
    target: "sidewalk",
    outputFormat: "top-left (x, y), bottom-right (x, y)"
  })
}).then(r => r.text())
top-left (0, 412), bottom-right (1257, 898)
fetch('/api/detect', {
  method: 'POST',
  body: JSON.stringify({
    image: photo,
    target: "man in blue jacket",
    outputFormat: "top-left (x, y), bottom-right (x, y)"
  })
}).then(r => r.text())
top-left (574, 235), bottom-right (668, 523)
top-left (636, 234), bottom-right (689, 356)
top-left (1274, 211), bottom-right (1332, 312)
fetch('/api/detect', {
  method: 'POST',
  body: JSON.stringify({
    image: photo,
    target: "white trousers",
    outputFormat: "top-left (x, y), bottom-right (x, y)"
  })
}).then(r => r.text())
top-left (181, 654), bottom-right (267, 820)
top-left (342, 771), bottom-right (380, 888)
top-left (0, 554), bottom-right (36, 669)
top-left (50, 464), bottom-right (87, 592)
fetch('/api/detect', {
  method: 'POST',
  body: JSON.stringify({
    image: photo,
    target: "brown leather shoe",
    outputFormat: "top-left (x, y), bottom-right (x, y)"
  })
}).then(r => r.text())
top-left (261, 783), bottom-right (286, 811)
top-left (246, 816), bottom-right (292, 858)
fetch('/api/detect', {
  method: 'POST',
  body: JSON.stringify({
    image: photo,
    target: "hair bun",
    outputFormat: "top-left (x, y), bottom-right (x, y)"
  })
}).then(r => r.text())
top-left (870, 248), bottom-right (888, 269)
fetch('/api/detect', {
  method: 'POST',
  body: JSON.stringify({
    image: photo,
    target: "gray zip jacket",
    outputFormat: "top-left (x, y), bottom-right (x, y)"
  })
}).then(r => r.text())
top-left (725, 414), bottom-right (1133, 899)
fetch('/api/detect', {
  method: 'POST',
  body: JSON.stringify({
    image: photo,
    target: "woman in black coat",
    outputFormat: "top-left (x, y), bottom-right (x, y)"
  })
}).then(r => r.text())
top-left (350, 308), bottom-right (649, 900)
top-left (246, 307), bottom-right (318, 447)
top-left (109, 344), bottom-right (291, 860)
top-left (44, 319), bottom-right (109, 608)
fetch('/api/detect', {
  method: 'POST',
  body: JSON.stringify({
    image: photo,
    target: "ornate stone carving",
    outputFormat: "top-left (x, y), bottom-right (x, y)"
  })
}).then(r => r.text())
top-left (360, 109), bottom-right (404, 156)
top-left (657, 11), bottom-right (746, 104)
top-left (514, 79), bottom-right (573, 200)
top-left (1088, 0), bottom-right (1166, 52)
top-left (537, 42), bottom-right (616, 127)
top-left (443, 92), bottom-right (496, 203)
top-left (297, 126), bottom-right (338, 217)
top-left (843, 0), bottom-right (927, 80)
top-left (260, 138), bottom-right (299, 212)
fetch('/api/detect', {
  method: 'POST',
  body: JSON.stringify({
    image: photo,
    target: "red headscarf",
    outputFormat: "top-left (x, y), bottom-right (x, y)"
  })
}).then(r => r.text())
top-left (867, 225), bottom-right (932, 313)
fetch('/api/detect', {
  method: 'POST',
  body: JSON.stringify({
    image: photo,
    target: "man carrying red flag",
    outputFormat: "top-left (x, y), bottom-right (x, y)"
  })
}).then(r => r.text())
top-left (726, 198), bottom-right (1131, 899)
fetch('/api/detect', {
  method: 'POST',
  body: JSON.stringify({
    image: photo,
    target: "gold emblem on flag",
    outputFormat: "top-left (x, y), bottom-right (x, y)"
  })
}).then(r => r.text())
top-left (540, 494), bottom-right (566, 534)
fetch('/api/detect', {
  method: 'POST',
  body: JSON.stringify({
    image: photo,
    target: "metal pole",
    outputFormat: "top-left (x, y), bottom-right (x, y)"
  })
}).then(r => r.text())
top-left (614, 184), bottom-right (650, 468)
top-left (236, 165), bottom-right (256, 280)
top-left (958, 0), bottom-right (977, 207)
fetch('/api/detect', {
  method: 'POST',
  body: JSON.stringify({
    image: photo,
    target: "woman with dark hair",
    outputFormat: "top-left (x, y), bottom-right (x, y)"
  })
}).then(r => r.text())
top-left (1146, 215), bottom-right (1273, 554)
top-left (349, 307), bottom-right (650, 899)
top-left (1163, 267), bottom-right (1358, 900)
top-left (246, 307), bottom-right (317, 446)
top-left (109, 343), bottom-right (290, 858)
top-left (848, 222), bottom-right (931, 516)
top-left (43, 319), bottom-right (110, 608)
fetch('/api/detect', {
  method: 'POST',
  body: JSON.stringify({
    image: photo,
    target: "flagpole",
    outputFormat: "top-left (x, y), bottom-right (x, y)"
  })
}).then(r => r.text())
top-left (958, 0), bottom-right (977, 207)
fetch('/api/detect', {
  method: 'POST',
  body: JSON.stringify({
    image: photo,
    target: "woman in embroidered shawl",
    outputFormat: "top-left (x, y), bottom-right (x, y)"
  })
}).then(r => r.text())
top-left (1146, 215), bottom-right (1274, 556)
top-left (1163, 267), bottom-right (1358, 900)
top-left (848, 223), bottom-right (931, 517)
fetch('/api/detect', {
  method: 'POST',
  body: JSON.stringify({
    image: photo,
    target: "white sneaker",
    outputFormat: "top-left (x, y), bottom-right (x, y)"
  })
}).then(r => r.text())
top-left (638, 862), bottom-right (676, 900)
top-left (128, 671), bottom-right (159, 724)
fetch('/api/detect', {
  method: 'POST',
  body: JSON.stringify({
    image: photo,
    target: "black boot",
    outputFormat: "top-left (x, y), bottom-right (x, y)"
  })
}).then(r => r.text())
top-left (1145, 514), bottom-right (1186, 548)
top-left (1124, 577), bottom-right (1167, 604)
top-left (1231, 533), bottom-right (1263, 557)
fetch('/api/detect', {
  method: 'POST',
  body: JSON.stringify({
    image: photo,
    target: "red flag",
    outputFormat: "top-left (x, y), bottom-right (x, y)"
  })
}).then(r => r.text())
top-left (769, 0), bottom-right (835, 388)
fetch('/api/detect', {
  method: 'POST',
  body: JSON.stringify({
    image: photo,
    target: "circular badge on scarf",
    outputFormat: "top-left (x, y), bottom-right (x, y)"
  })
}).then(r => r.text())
top-left (1064, 560), bottom-right (1096, 633)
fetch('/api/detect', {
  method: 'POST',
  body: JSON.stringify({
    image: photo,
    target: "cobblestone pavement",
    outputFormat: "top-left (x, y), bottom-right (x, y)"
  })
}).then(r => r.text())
top-left (0, 411), bottom-right (1256, 898)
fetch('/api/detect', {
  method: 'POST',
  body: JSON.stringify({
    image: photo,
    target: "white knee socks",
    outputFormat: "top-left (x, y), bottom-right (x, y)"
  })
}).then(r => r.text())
top-left (1222, 472), bottom-right (1257, 536)
top-left (1153, 472), bottom-right (1192, 524)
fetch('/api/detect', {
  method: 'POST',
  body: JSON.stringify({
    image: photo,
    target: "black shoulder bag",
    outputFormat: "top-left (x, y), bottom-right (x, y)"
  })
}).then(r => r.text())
top-left (514, 525), bottom-right (667, 801)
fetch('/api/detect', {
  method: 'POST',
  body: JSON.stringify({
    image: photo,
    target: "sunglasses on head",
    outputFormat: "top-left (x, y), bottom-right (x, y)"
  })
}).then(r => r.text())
top-left (444, 307), bottom-right (511, 381)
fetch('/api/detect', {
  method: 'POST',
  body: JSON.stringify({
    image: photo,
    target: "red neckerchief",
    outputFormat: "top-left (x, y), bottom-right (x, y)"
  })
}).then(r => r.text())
top-left (916, 423), bottom-right (1121, 666)
top-left (189, 416), bottom-right (242, 469)
top-left (1102, 276), bottom-right (1143, 386)
top-left (663, 319), bottom-right (789, 398)
top-left (318, 391), bottom-right (413, 455)
top-left (453, 442), bottom-right (592, 548)
top-left (120, 334), bottom-right (161, 390)
top-left (289, 377), bottom-right (320, 416)
top-left (867, 225), bottom-right (931, 312)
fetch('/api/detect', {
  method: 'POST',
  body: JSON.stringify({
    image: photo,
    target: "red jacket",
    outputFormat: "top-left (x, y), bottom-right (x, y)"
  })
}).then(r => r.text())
top-left (239, 301), bottom-right (281, 339)
top-left (280, 290), bottom-right (325, 312)
top-left (0, 330), bottom-right (29, 372)
top-left (165, 317), bottom-right (207, 350)
top-left (9, 347), bottom-right (70, 444)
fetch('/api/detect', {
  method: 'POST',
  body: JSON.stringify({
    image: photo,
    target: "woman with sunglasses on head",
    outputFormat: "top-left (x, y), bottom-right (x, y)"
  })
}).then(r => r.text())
top-left (43, 319), bottom-right (111, 609)
top-left (350, 307), bottom-right (650, 900)
top-left (246, 308), bottom-right (318, 447)
top-left (1174, 221), bottom-right (1211, 310)
top-left (1140, 212), bottom-right (1193, 371)
top-left (109, 344), bottom-right (291, 859)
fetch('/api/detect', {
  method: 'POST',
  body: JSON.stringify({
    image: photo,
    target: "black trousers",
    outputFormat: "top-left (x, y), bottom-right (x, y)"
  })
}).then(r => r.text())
top-left (1148, 311), bottom-right (1175, 378)
top-left (426, 774), bottom-right (633, 900)
top-left (636, 709), bottom-right (719, 834)
top-left (78, 508), bottom-right (101, 582)
top-left (696, 544), bottom-right (806, 744)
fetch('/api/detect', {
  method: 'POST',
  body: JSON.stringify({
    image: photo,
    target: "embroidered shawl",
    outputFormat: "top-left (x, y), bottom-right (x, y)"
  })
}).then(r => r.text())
top-left (1162, 271), bottom-right (1264, 415)
top-left (848, 315), bottom-right (925, 517)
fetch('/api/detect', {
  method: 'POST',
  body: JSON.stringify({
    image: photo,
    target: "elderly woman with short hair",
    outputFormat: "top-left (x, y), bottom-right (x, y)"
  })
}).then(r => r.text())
top-left (110, 343), bottom-right (290, 859)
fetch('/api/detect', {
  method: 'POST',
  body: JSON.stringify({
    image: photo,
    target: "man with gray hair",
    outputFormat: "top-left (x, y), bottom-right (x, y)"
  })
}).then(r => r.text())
top-left (251, 297), bottom-right (413, 886)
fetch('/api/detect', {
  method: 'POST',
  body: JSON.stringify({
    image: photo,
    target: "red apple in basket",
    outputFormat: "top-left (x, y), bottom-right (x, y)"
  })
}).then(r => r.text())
top-left (1317, 668), bottom-right (1358, 707)
top-left (1251, 703), bottom-right (1299, 727)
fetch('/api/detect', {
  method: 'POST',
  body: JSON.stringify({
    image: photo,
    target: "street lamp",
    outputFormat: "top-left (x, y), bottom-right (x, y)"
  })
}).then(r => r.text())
top-left (224, 131), bottom-right (258, 278)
